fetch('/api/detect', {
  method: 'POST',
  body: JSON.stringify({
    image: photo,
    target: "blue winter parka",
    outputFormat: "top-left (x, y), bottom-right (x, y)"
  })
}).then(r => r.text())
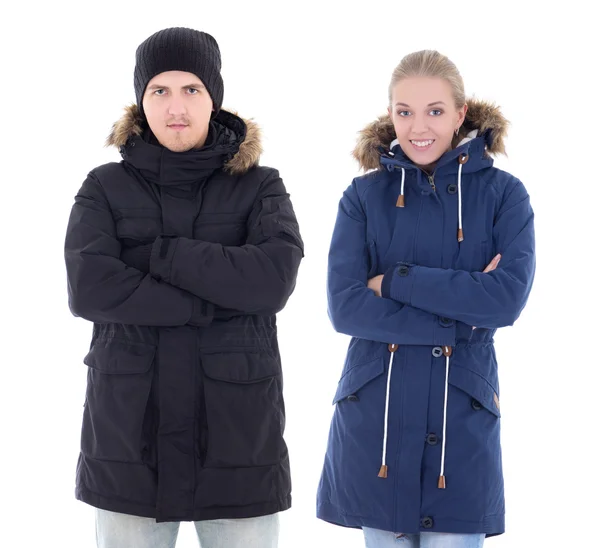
top-left (317, 99), bottom-right (535, 537)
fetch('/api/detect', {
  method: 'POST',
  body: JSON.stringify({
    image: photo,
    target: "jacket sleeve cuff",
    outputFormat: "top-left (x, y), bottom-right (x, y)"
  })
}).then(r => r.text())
top-left (381, 264), bottom-right (396, 299)
top-left (150, 235), bottom-right (178, 283)
top-left (188, 298), bottom-right (215, 327)
top-left (385, 262), bottom-right (418, 305)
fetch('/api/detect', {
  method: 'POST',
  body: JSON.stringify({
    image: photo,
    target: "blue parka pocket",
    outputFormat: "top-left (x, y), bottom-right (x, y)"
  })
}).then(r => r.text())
top-left (333, 356), bottom-right (385, 404)
top-left (448, 364), bottom-right (501, 418)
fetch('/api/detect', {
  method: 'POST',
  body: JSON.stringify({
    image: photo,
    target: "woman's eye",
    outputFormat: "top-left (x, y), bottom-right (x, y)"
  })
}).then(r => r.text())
top-left (430, 109), bottom-right (443, 116)
top-left (397, 111), bottom-right (410, 117)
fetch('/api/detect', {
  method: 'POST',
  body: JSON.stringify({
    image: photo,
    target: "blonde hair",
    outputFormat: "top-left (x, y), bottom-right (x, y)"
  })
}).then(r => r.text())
top-left (388, 50), bottom-right (466, 109)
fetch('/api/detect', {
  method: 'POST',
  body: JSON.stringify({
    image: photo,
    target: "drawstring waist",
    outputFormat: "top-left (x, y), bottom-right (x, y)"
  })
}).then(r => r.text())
top-left (378, 343), bottom-right (453, 490)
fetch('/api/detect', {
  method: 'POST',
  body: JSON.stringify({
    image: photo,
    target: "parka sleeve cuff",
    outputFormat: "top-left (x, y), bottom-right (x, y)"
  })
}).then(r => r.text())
top-left (381, 264), bottom-right (396, 299)
top-left (150, 235), bottom-right (178, 283)
top-left (384, 262), bottom-right (418, 305)
top-left (188, 298), bottom-right (215, 327)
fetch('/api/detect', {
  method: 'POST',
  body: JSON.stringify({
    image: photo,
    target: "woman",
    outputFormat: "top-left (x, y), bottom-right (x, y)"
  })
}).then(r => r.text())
top-left (316, 50), bottom-right (535, 547)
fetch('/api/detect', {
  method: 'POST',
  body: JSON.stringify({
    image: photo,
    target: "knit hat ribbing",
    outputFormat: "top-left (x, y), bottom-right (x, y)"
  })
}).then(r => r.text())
top-left (133, 27), bottom-right (224, 118)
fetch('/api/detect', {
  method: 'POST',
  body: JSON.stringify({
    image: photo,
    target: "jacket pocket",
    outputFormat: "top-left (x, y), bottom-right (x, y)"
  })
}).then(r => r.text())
top-left (194, 213), bottom-right (248, 246)
top-left (260, 196), bottom-right (304, 256)
top-left (199, 350), bottom-right (285, 468)
top-left (115, 211), bottom-right (161, 247)
top-left (82, 338), bottom-right (156, 462)
top-left (448, 364), bottom-right (501, 418)
top-left (367, 240), bottom-right (379, 279)
top-left (333, 356), bottom-right (385, 404)
top-left (454, 237), bottom-right (493, 273)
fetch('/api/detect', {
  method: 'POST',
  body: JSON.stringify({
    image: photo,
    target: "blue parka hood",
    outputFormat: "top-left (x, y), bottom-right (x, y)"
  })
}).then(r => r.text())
top-left (352, 98), bottom-right (509, 171)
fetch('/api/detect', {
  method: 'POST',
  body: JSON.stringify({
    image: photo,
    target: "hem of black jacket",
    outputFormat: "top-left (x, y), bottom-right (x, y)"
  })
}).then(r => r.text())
top-left (77, 484), bottom-right (291, 523)
top-left (316, 501), bottom-right (504, 538)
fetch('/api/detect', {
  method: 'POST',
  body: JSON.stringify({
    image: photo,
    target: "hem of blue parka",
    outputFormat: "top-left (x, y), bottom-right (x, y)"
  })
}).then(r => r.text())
top-left (77, 483), bottom-right (291, 523)
top-left (317, 501), bottom-right (504, 538)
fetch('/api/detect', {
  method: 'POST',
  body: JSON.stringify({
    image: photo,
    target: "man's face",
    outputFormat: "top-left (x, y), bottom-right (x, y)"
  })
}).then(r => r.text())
top-left (142, 70), bottom-right (213, 152)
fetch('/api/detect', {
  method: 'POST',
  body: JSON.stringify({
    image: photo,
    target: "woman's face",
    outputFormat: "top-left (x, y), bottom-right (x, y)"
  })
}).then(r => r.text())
top-left (388, 77), bottom-right (467, 170)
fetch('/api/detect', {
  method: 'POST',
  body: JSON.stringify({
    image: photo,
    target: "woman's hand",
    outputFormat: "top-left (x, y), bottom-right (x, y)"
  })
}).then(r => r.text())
top-left (367, 274), bottom-right (384, 297)
top-left (483, 254), bottom-right (501, 274)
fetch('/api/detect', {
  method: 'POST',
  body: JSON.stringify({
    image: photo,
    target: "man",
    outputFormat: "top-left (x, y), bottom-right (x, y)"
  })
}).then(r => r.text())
top-left (64, 27), bottom-right (303, 548)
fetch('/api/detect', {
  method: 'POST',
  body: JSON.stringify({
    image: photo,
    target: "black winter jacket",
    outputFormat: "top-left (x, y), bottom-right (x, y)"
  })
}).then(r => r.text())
top-left (64, 105), bottom-right (303, 522)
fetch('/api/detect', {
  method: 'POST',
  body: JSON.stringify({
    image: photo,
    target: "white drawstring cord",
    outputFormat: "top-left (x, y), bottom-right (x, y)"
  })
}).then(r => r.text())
top-left (438, 346), bottom-right (453, 489)
top-left (397, 168), bottom-right (405, 208)
top-left (457, 154), bottom-right (468, 241)
top-left (378, 343), bottom-right (398, 478)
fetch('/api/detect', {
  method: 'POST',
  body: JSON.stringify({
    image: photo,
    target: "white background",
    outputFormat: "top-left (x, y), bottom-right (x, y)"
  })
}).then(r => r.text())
top-left (1, 1), bottom-right (598, 546)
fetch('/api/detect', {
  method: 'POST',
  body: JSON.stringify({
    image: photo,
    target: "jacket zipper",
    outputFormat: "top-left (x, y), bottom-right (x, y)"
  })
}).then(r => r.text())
top-left (428, 174), bottom-right (436, 191)
top-left (394, 164), bottom-right (437, 191)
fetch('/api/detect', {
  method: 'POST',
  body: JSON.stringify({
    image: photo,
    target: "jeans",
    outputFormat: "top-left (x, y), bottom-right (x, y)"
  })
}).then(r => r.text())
top-left (95, 508), bottom-right (279, 548)
top-left (363, 527), bottom-right (485, 547)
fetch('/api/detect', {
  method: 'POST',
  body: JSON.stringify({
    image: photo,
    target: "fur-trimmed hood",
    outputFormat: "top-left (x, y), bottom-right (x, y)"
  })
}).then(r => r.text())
top-left (353, 98), bottom-right (509, 172)
top-left (105, 104), bottom-right (262, 175)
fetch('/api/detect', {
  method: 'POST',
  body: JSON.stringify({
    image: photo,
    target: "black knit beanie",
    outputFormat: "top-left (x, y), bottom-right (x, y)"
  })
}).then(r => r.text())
top-left (134, 27), bottom-right (224, 119)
